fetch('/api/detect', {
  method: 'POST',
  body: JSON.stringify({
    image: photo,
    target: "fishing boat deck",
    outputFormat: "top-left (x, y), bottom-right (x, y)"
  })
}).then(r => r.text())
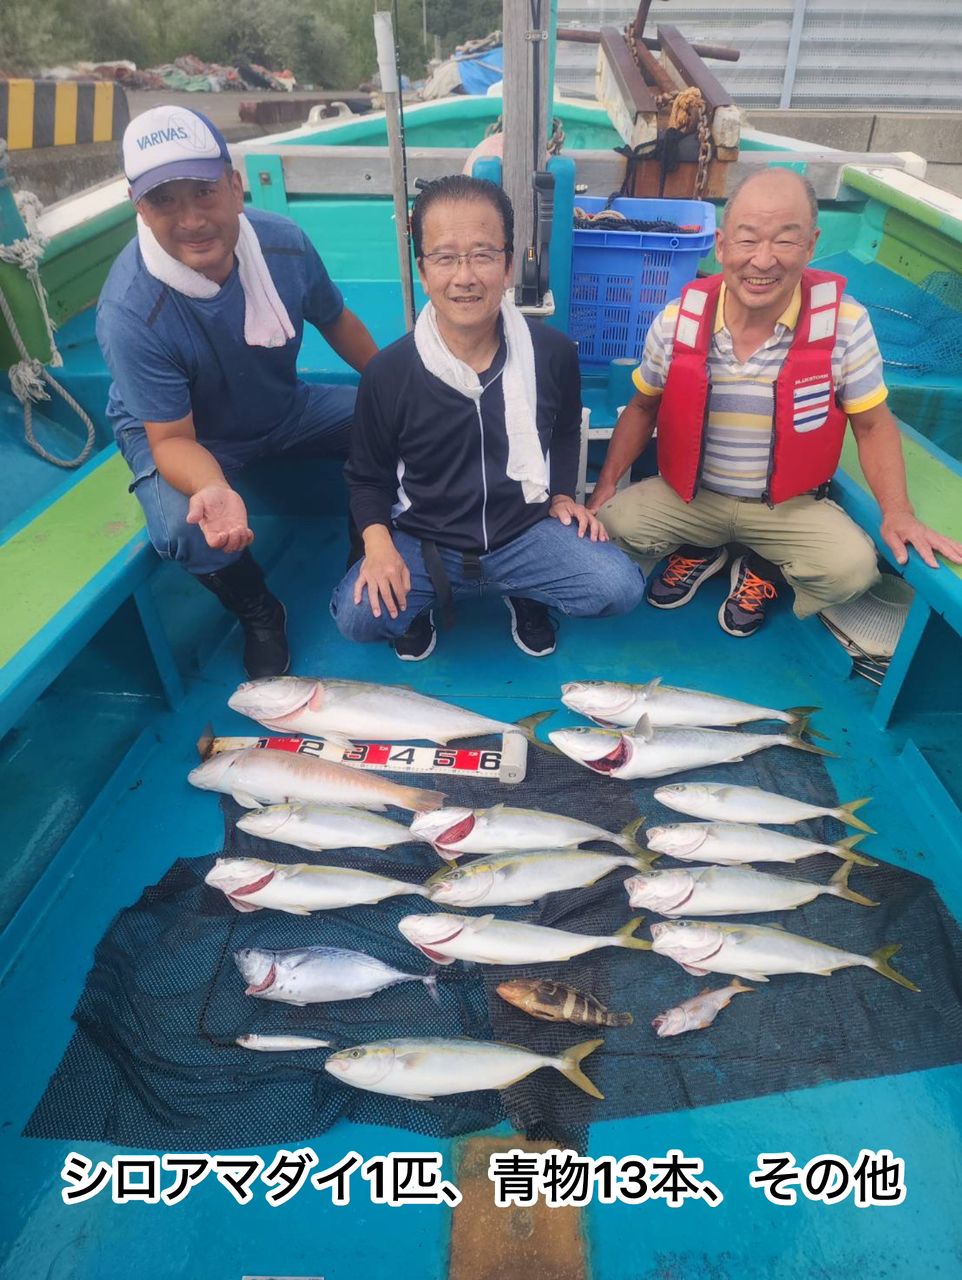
top-left (2, 506), bottom-right (961, 1279)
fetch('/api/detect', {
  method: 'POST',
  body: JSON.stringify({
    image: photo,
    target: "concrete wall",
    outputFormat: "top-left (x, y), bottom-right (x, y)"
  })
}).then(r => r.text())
top-left (746, 110), bottom-right (962, 196)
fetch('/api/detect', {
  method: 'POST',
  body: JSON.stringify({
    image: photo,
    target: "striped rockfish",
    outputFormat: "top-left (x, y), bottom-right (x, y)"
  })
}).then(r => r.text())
top-left (496, 978), bottom-right (633, 1028)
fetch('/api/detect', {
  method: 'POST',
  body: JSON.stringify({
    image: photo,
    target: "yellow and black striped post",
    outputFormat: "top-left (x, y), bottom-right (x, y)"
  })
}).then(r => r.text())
top-left (0, 80), bottom-right (130, 150)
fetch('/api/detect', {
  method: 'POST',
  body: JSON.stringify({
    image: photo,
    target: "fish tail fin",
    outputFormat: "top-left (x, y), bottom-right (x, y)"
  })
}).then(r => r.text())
top-left (836, 833), bottom-right (877, 868)
top-left (730, 978), bottom-right (756, 994)
top-left (837, 797), bottom-right (876, 834)
top-left (784, 706), bottom-right (829, 740)
top-left (558, 1038), bottom-right (605, 1100)
top-left (405, 787), bottom-right (448, 813)
top-left (871, 944), bottom-right (919, 992)
top-left (616, 916), bottom-right (652, 951)
top-left (828, 860), bottom-right (879, 907)
top-left (609, 1011), bottom-right (634, 1027)
top-left (785, 721), bottom-right (837, 757)
top-left (423, 970), bottom-right (441, 1006)
top-left (514, 710), bottom-right (563, 754)
top-left (616, 816), bottom-right (654, 862)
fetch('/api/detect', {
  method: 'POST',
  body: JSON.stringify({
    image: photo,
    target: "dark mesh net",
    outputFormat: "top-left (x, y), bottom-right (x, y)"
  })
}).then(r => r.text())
top-left (26, 737), bottom-right (962, 1151)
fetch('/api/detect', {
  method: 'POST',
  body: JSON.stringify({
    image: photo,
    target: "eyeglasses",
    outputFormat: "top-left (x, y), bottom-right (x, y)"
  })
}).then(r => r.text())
top-left (421, 248), bottom-right (507, 271)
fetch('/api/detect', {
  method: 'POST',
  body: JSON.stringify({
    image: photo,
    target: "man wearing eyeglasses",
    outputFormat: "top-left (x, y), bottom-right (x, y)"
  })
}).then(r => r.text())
top-left (330, 175), bottom-right (644, 660)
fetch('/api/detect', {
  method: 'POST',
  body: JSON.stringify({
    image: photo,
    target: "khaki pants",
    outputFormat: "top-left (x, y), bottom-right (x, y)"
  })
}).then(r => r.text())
top-left (598, 477), bottom-right (880, 618)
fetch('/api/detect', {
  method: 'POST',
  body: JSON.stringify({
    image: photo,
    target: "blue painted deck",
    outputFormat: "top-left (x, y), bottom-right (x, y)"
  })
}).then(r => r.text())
top-left (1, 510), bottom-right (961, 1279)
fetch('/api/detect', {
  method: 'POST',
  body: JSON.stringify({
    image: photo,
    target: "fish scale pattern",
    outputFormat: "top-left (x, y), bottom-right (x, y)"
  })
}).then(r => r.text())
top-left (27, 738), bottom-right (962, 1151)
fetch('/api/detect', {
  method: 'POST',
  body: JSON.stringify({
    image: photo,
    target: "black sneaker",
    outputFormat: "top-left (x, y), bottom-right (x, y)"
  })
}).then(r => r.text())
top-left (505, 597), bottom-right (557, 657)
top-left (646, 545), bottom-right (729, 609)
top-left (719, 555), bottom-right (777, 637)
top-left (240, 599), bottom-right (291, 678)
top-left (392, 610), bottom-right (437, 661)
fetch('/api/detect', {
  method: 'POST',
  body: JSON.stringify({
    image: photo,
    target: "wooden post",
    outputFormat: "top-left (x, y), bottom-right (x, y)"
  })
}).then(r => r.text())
top-left (502, 0), bottom-right (550, 289)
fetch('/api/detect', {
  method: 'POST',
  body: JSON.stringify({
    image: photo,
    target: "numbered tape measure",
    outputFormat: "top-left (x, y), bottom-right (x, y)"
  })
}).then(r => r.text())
top-left (202, 732), bottom-right (528, 784)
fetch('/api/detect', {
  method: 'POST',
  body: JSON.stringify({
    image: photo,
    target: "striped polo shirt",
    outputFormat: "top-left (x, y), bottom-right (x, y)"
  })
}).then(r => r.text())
top-left (632, 282), bottom-right (888, 499)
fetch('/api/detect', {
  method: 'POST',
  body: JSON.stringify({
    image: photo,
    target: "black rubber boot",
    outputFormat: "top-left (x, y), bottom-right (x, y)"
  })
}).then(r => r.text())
top-left (195, 551), bottom-right (291, 678)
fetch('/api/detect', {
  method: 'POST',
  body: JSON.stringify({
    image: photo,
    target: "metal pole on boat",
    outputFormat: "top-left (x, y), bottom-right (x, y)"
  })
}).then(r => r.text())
top-left (374, 9), bottom-right (416, 331)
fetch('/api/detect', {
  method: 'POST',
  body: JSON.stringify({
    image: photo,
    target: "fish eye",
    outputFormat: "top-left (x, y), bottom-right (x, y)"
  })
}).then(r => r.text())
top-left (349, 1049), bottom-right (363, 1059)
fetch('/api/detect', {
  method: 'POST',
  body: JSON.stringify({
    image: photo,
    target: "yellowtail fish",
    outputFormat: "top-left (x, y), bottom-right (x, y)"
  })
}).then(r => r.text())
top-left (654, 782), bottom-right (874, 833)
top-left (644, 822), bottom-right (875, 867)
top-left (188, 746), bottom-right (446, 813)
top-left (562, 677), bottom-right (821, 737)
top-left (425, 849), bottom-right (647, 908)
top-left (625, 862), bottom-right (878, 916)
top-left (227, 676), bottom-right (553, 747)
top-left (325, 1036), bottom-right (604, 1100)
top-left (497, 978), bottom-right (633, 1028)
top-left (397, 911), bottom-right (651, 965)
top-left (409, 803), bottom-right (647, 860)
top-left (237, 804), bottom-right (415, 851)
top-left (206, 857), bottom-right (426, 915)
top-left (235, 1034), bottom-right (332, 1051)
top-left (548, 716), bottom-right (832, 780)
top-left (649, 920), bottom-right (919, 990)
top-left (651, 980), bottom-right (754, 1037)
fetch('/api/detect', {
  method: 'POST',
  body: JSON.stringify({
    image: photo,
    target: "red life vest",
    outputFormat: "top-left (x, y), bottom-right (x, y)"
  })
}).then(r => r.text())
top-left (656, 268), bottom-right (849, 504)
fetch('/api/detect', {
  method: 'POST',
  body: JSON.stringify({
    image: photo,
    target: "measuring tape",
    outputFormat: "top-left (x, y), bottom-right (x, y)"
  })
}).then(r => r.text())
top-left (203, 732), bottom-right (529, 784)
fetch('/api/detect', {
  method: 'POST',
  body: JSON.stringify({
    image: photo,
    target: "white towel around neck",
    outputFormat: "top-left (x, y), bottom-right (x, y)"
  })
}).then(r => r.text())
top-left (136, 213), bottom-right (295, 349)
top-left (413, 296), bottom-right (549, 504)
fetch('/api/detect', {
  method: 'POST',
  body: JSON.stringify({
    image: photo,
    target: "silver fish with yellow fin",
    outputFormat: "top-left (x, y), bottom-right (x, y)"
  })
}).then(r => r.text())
top-left (325, 1036), bottom-right (604, 1100)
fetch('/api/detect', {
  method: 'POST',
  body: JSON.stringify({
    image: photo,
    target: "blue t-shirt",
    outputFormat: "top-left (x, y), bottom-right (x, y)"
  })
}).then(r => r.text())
top-left (97, 208), bottom-right (343, 461)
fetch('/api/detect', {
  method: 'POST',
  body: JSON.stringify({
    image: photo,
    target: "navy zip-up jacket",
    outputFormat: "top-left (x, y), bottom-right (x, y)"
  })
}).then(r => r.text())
top-left (346, 319), bottom-right (583, 554)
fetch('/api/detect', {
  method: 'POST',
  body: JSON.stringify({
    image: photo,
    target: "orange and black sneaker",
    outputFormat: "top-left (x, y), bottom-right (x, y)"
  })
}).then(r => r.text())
top-left (645, 545), bottom-right (729, 609)
top-left (719, 555), bottom-right (778, 637)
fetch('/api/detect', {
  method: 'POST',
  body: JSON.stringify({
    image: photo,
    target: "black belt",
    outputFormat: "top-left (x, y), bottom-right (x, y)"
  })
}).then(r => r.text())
top-left (420, 539), bottom-right (477, 629)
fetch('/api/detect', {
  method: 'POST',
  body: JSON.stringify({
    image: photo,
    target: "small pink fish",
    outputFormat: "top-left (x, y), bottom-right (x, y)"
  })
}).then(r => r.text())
top-left (651, 979), bottom-right (754, 1037)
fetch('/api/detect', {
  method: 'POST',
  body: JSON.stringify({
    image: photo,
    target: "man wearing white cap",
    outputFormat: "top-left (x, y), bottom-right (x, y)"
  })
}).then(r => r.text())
top-left (97, 105), bottom-right (377, 677)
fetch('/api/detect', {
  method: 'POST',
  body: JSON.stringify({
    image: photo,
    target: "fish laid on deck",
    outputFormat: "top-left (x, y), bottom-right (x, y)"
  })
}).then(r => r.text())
top-left (562, 678), bottom-right (820, 735)
top-left (233, 946), bottom-right (439, 1005)
top-left (188, 746), bottom-right (446, 812)
top-left (227, 676), bottom-right (552, 746)
top-left (625, 862), bottom-right (878, 916)
top-left (397, 912), bottom-right (650, 965)
top-left (654, 781), bottom-right (874, 832)
top-left (497, 978), bottom-right (633, 1028)
top-left (425, 849), bottom-right (646, 907)
top-left (652, 980), bottom-right (754, 1037)
top-left (325, 1036), bottom-right (604, 1100)
top-left (206, 857), bottom-right (426, 914)
top-left (410, 803), bottom-right (646, 859)
top-left (236, 803), bottom-right (416, 851)
top-left (549, 715), bottom-right (831, 780)
top-left (644, 822), bottom-right (874, 866)
top-left (650, 920), bottom-right (919, 989)
top-left (235, 1034), bottom-right (332, 1051)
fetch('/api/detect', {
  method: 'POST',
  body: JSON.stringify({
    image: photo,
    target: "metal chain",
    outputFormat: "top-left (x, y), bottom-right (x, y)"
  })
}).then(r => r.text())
top-left (482, 114), bottom-right (566, 155)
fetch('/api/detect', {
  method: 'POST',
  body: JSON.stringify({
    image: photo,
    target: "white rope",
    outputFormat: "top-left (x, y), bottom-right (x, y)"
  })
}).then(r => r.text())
top-left (0, 142), bottom-right (95, 469)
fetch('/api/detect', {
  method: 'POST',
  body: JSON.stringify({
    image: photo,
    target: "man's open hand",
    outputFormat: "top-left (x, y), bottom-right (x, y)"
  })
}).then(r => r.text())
top-left (186, 484), bottom-right (254, 554)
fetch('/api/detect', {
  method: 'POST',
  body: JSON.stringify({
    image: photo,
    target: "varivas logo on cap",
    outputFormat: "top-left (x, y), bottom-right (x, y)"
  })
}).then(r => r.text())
top-left (124, 105), bottom-right (230, 202)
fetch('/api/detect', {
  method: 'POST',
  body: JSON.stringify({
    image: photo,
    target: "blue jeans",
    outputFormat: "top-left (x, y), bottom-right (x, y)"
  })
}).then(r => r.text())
top-left (117, 383), bottom-right (356, 575)
top-left (330, 520), bottom-right (646, 642)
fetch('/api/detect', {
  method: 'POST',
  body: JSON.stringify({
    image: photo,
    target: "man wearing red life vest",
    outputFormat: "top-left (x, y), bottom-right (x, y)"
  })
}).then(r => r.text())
top-left (589, 169), bottom-right (962, 636)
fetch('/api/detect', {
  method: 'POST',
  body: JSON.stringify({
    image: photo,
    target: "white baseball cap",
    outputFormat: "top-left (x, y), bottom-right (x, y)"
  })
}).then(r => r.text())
top-left (123, 105), bottom-right (231, 202)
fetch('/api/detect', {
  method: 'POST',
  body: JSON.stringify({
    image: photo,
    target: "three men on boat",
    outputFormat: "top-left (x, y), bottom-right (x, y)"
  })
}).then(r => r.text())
top-left (330, 175), bottom-right (646, 659)
top-left (98, 106), bottom-right (377, 678)
top-left (589, 169), bottom-right (962, 635)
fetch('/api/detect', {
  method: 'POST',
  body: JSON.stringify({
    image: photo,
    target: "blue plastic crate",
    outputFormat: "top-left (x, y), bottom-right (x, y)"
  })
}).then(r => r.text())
top-left (570, 196), bottom-right (716, 366)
